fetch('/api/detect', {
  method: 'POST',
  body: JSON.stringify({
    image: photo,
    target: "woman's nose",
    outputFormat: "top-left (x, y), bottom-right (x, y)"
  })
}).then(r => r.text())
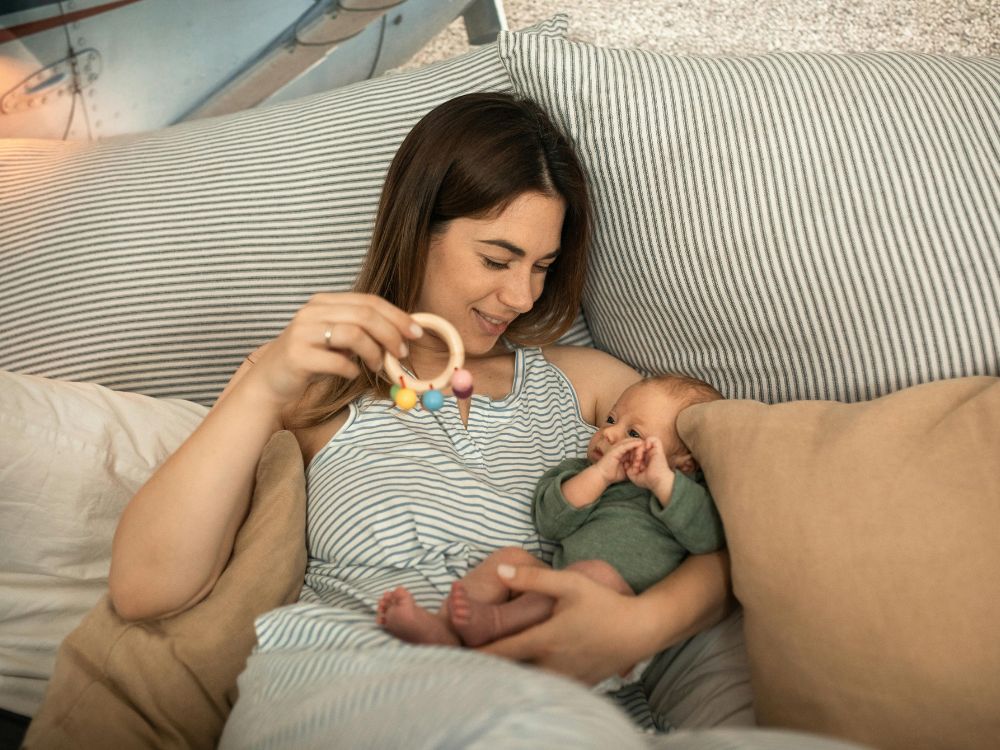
top-left (498, 269), bottom-right (537, 313)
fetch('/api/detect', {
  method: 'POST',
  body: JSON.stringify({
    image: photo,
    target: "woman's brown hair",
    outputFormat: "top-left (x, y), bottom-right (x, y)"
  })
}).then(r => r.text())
top-left (292, 92), bottom-right (592, 428)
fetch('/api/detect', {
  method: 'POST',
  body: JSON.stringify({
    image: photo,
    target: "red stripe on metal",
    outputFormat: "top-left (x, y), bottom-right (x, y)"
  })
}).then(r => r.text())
top-left (1, 0), bottom-right (144, 43)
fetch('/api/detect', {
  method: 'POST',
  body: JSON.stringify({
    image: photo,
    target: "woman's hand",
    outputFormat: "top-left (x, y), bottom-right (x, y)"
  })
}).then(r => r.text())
top-left (248, 293), bottom-right (423, 406)
top-left (479, 565), bottom-right (663, 685)
top-left (480, 552), bottom-right (733, 685)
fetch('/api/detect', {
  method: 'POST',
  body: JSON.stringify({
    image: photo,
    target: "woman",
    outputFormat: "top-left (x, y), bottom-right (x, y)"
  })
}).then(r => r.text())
top-left (110, 92), bottom-right (749, 745)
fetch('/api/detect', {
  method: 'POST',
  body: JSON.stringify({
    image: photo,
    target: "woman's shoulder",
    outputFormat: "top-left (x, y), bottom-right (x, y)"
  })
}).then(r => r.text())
top-left (541, 345), bottom-right (642, 424)
top-left (286, 378), bottom-right (356, 466)
top-left (540, 344), bottom-right (639, 381)
top-left (293, 409), bottom-right (350, 468)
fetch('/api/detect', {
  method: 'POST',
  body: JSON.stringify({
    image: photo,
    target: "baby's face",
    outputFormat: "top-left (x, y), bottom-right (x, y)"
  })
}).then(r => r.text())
top-left (587, 381), bottom-right (685, 464)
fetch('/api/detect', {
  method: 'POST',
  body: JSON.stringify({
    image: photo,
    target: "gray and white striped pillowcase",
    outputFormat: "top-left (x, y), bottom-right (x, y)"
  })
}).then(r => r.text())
top-left (501, 33), bottom-right (1000, 403)
top-left (0, 16), bottom-right (591, 406)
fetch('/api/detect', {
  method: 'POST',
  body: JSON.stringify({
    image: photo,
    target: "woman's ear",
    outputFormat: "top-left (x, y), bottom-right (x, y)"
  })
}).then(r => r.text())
top-left (671, 451), bottom-right (698, 475)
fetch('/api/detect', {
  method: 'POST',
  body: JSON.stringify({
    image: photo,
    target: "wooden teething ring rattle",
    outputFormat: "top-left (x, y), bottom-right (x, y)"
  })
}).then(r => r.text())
top-left (382, 312), bottom-right (474, 411)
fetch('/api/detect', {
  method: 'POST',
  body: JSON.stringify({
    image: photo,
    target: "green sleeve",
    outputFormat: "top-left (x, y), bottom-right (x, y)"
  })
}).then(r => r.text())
top-left (650, 471), bottom-right (726, 553)
top-left (532, 458), bottom-right (598, 541)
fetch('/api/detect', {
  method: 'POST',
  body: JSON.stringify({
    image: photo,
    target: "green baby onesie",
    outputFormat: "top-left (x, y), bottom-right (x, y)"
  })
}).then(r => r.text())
top-left (532, 457), bottom-right (726, 593)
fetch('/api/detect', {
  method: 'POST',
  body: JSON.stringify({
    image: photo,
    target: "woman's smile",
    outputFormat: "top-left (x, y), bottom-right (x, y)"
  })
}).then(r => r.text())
top-left (473, 308), bottom-right (511, 336)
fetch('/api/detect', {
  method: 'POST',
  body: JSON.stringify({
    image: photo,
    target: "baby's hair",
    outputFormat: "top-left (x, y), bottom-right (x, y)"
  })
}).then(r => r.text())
top-left (643, 372), bottom-right (724, 410)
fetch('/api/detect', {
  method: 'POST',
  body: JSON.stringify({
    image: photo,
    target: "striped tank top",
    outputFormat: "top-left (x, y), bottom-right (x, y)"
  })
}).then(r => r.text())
top-left (253, 345), bottom-right (595, 655)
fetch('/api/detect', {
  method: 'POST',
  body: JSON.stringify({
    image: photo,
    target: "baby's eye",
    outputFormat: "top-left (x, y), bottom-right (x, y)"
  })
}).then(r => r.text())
top-left (605, 415), bottom-right (615, 425)
top-left (482, 257), bottom-right (508, 270)
top-left (628, 429), bottom-right (641, 438)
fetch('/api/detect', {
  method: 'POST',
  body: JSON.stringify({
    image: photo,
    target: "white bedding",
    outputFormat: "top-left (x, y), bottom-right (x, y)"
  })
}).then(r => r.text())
top-left (0, 371), bottom-right (206, 715)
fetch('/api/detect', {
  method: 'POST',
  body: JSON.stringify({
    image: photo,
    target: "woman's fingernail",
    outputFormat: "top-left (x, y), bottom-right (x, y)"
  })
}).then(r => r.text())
top-left (410, 323), bottom-right (424, 337)
top-left (398, 342), bottom-right (409, 358)
top-left (497, 564), bottom-right (516, 579)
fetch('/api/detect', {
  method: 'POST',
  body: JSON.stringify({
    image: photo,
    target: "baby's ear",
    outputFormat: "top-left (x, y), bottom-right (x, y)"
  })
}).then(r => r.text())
top-left (672, 451), bottom-right (698, 475)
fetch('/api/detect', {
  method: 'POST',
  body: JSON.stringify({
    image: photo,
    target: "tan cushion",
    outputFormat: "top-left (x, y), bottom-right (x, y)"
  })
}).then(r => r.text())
top-left (678, 377), bottom-right (1000, 750)
top-left (23, 431), bottom-right (307, 750)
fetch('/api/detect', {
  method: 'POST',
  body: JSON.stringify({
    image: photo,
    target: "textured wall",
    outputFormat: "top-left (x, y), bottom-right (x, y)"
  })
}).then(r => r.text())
top-left (404, 0), bottom-right (998, 69)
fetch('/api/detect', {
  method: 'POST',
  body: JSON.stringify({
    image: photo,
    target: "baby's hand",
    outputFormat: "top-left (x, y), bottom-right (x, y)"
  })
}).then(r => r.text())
top-left (625, 437), bottom-right (675, 499)
top-left (594, 439), bottom-right (644, 484)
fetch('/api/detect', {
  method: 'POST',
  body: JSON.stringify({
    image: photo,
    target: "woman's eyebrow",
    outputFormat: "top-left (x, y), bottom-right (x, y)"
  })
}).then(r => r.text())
top-left (478, 239), bottom-right (560, 259)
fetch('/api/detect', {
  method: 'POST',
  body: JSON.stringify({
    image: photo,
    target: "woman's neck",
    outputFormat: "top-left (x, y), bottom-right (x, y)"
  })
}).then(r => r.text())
top-left (405, 338), bottom-right (509, 381)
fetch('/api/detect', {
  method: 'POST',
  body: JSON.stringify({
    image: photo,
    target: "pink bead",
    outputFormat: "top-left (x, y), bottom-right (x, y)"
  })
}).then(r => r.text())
top-left (451, 368), bottom-right (473, 390)
top-left (453, 386), bottom-right (473, 400)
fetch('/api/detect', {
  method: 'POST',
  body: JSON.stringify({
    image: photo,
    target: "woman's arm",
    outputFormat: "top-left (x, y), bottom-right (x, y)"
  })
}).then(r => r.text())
top-left (109, 294), bottom-right (422, 621)
top-left (108, 353), bottom-right (284, 621)
top-left (480, 551), bottom-right (733, 685)
top-left (542, 345), bottom-right (642, 425)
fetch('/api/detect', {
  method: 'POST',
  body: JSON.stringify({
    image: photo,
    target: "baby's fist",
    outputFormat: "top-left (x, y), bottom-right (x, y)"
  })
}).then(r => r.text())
top-left (595, 439), bottom-right (643, 484)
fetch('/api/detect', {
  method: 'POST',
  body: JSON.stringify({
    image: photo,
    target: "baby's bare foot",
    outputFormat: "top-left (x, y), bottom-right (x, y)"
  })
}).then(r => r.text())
top-left (376, 586), bottom-right (460, 646)
top-left (447, 581), bottom-right (502, 647)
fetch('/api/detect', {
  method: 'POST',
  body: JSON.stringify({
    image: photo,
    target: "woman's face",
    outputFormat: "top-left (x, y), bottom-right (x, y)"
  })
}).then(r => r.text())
top-left (417, 191), bottom-right (566, 356)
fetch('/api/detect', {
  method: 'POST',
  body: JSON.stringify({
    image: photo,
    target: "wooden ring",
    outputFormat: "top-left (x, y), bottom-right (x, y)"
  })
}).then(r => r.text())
top-left (382, 312), bottom-right (465, 393)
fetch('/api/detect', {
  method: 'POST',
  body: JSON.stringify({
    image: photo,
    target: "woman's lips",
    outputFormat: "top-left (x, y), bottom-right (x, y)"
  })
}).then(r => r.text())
top-left (474, 309), bottom-right (509, 335)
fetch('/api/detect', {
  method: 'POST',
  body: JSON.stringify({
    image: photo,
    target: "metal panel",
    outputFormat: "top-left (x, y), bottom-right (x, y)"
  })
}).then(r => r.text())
top-left (264, 0), bottom-right (505, 106)
top-left (0, 0), bottom-right (507, 139)
top-left (181, 0), bottom-right (401, 120)
top-left (462, 0), bottom-right (506, 45)
top-left (0, 0), bottom-right (315, 138)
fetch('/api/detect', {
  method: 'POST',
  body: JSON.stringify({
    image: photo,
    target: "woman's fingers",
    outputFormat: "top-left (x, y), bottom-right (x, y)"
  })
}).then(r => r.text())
top-left (309, 293), bottom-right (423, 342)
top-left (478, 620), bottom-right (552, 663)
top-left (251, 293), bottom-right (424, 404)
top-left (481, 565), bottom-right (649, 684)
top-left (479, 567), bottom-right (583, 662)
top-left (315, 321), bottom-right (388, 373)
top-left (497, 562), bottom-right (583, 599)
top-left (299, 300), bottom-right (417, 365)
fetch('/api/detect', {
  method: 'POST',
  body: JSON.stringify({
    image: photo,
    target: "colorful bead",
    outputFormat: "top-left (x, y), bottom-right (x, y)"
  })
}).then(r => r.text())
top-left (421, 389), bottom-right (444, 411)
top-left (451, 368), bottom-right (473, 391)
top-left (394, 387), bottom-right (417, 410)
top-left (383, 315), bottom-right (473, 412)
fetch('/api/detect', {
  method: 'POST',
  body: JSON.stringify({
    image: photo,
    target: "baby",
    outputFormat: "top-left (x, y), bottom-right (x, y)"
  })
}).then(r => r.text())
top-left (376, 373), bottom-right (726, 653)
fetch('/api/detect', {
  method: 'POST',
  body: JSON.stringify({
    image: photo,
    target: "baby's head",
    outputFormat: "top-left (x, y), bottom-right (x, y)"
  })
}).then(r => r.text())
top-left (587, 374), bottom-right (723, 473)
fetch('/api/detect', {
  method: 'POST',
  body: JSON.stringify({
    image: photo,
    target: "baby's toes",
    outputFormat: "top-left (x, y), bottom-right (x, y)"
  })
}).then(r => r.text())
top-left (375, 591), bottom-right (396, 621)
top-left (448, 582), bottom-right (471, 624)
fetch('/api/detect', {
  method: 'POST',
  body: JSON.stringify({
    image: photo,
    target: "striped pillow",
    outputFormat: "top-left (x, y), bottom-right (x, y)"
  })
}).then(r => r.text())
top-left (500, 33), bottom-right (1000, 403)
top-left (0, 16), bottom-right (589, 406)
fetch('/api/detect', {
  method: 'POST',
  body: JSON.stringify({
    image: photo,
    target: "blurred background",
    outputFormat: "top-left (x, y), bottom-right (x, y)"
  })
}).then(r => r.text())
top-left (1, 0), bottom-right (997, 140)
top-left (409, 0), bottom-right (999, 66)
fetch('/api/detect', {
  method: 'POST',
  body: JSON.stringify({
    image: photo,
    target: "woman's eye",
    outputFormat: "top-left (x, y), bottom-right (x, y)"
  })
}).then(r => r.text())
top-left (482, 257), bottom-right (508, 270)
top-left (532, 264), bottom-right (554, 274)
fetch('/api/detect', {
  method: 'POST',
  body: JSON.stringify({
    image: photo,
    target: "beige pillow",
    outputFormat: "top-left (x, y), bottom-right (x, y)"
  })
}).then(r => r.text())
top-left (22, 431), bottom-right (307, 750)
top-left (678, 377), bottom-right (1000, 750)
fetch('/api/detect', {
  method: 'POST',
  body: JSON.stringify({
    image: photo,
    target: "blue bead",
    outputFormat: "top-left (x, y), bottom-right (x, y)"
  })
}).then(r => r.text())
top-left (422, 389), bottom-right (444, 411)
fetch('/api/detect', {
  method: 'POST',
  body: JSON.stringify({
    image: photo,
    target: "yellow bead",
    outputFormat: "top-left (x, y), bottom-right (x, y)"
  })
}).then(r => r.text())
top-left (394, 387), bottom-right (417, 410)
